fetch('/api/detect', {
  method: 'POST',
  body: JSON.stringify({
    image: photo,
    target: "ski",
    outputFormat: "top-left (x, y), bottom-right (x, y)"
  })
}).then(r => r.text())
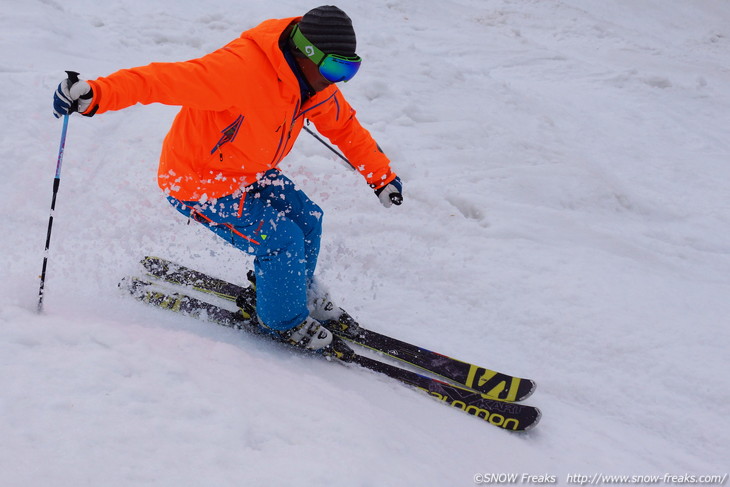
top-left (139, 255), bottom-right (536, 401)
top-left (120, 276), bottom-right (541, 431)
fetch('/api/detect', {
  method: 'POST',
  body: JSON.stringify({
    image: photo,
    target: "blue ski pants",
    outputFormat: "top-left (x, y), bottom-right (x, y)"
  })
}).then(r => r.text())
top-left (167, 170), bottom-right (322, 331)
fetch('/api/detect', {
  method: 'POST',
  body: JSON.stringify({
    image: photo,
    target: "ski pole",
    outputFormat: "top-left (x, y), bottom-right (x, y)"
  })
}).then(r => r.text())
top-left (302, 124), bottom-right (356, 171)
top-left (302, 124), bottom-right (402, 205)
top-left (38, 72), bottom-right (77, 312)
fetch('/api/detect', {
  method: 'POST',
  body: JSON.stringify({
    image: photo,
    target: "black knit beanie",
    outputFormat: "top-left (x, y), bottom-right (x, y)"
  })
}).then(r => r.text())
top-left (299, 6), bottom-right (357, 57)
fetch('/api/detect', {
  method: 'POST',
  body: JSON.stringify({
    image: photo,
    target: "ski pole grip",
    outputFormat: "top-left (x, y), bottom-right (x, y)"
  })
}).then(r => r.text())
top-left (65, 71), bottom-right (80, 84)
top-left (64, 71), bottom-right (81, 113)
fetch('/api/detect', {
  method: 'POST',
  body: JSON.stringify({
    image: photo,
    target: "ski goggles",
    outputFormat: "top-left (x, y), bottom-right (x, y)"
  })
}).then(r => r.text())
top-left (290, 25), bottom-right (362, 83)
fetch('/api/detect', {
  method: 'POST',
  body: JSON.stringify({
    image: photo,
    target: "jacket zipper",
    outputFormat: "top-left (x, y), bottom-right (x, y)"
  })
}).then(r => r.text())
top-left (271, 100), bottom-right (301, 166)
top-left (270, 90), bottom-right (340, 167)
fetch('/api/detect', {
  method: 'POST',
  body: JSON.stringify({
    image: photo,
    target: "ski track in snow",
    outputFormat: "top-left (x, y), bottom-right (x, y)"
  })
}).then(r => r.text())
top-left (1, 0), bottom-right (729, 485)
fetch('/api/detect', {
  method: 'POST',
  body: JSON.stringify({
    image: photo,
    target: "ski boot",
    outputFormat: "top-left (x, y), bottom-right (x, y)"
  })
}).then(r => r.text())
top-left (308, 287), bottom-right (362, 340)
top-left (278, 316), bottom-right (333, 352)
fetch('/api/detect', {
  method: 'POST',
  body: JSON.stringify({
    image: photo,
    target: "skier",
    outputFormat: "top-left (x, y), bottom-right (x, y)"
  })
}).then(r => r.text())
top-left (52, 6), bottom-right (402, 354)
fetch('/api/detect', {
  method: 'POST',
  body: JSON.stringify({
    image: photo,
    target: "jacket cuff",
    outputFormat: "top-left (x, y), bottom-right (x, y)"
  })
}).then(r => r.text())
top-left (368, 171), bottom-right (397, 191)
top-left (81, 80), bottom-right (101, 116)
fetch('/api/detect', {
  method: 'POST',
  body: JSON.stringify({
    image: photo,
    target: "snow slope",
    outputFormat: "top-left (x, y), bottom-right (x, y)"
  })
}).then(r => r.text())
top-left (1, 0), bottom-right (729, 485)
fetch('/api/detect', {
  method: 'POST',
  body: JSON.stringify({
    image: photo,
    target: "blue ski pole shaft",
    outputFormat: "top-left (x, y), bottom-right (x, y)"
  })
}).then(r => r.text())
top-left (38, 112), bottom-right (70, 312)
top-left (302, 124), bottom-right (402, 206)
top-left (302, 124), bottom-right (356, 171)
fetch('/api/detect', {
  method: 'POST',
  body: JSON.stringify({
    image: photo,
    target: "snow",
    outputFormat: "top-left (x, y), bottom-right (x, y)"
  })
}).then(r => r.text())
top-left (1, 0), bottom-right (729, 485)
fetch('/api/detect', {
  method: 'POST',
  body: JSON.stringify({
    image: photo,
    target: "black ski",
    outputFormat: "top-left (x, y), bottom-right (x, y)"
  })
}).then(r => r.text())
top-left (140, 256), bottom-right (536, 401)
top-left (120, 276), bottom-right (541, 431)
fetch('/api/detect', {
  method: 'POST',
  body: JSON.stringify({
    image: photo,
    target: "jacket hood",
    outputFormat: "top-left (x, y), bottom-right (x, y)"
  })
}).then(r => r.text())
top-left (240, 17), bottom-right (302, 92)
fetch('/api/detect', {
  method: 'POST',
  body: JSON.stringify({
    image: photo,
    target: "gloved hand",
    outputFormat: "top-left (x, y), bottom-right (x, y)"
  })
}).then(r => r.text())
top-left (53, 71), bottom-right (94, 118)
top-left (374, 176), bottom-right (403, 208)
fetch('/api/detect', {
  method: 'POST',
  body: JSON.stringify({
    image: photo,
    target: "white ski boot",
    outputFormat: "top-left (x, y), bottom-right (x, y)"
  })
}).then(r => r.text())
top-left (279, 316), bottom-right (333, 351)
top-left (308, 287), bottom-right (361, 339)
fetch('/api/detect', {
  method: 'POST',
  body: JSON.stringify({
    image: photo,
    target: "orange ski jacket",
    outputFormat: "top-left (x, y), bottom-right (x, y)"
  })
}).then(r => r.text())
top-left (84, 17), bottom-right (396, 202)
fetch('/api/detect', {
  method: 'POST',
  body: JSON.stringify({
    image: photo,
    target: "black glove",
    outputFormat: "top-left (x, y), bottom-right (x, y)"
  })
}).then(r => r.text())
top-left (53, 71), bottom-right (94, 118)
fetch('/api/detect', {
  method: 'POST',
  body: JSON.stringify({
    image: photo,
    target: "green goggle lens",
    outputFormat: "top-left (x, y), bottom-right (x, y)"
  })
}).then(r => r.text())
top-left (291, 25), bottom-right (362, 83)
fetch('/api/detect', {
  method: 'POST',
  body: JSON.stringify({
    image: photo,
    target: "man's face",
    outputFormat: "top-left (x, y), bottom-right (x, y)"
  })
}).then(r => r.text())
top-left (296, 56), bottom-right (334, 93)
